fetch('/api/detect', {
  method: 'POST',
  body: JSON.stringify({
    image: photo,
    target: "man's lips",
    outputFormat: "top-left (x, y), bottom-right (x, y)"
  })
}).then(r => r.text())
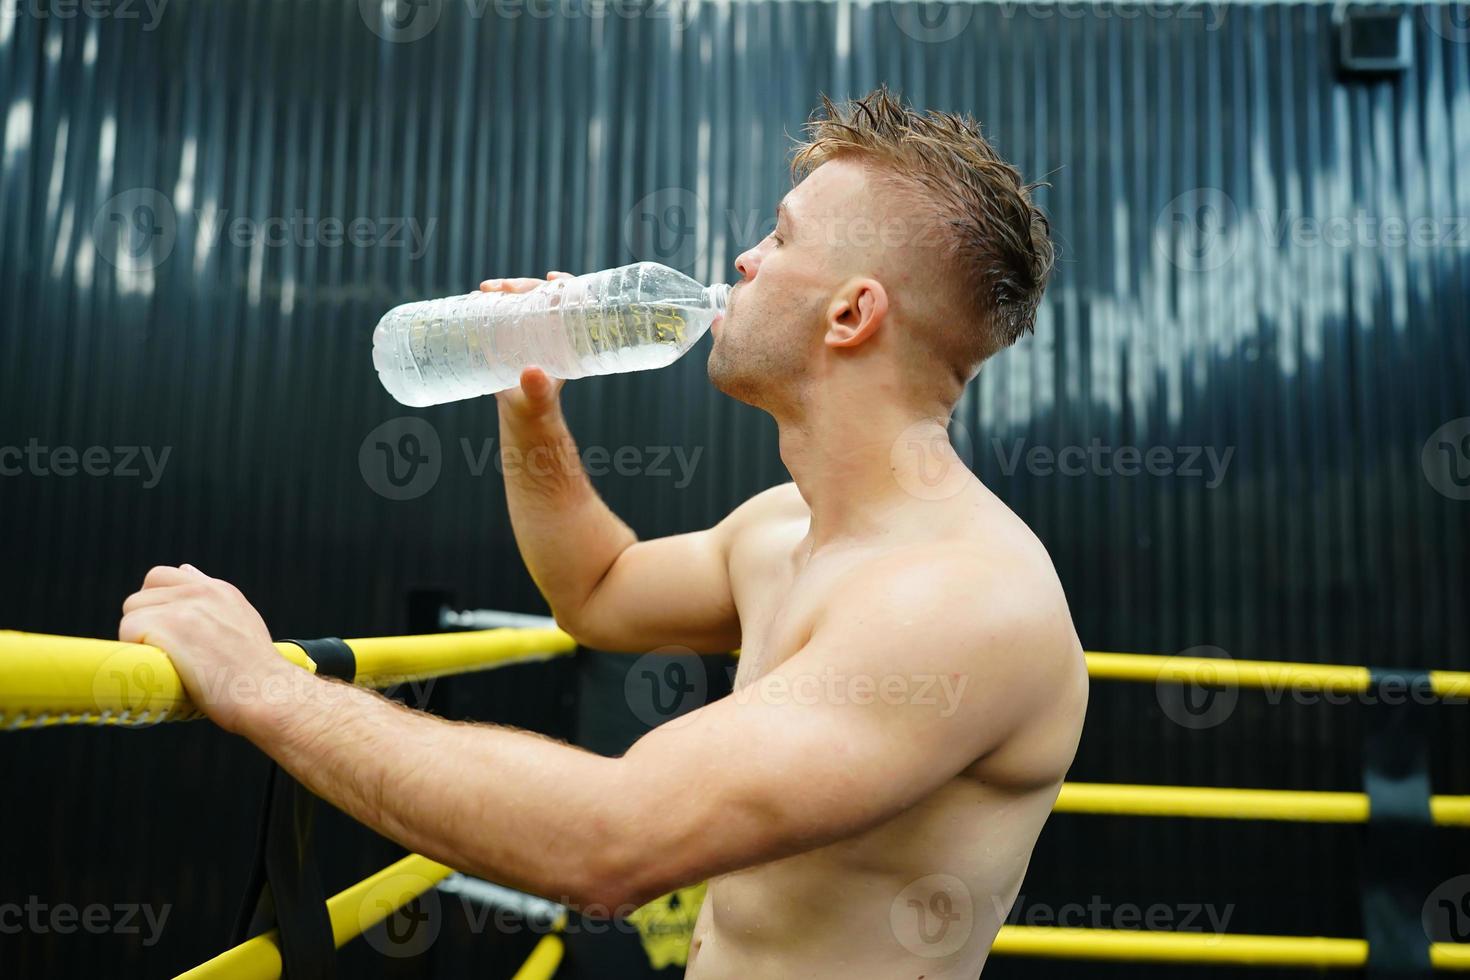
top-left (713, 286), bottom-right (737, 334)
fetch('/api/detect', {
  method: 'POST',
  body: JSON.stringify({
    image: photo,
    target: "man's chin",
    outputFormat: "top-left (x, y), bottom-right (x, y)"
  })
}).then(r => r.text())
top-left (705, 353), bottom-right (735, 396)
top-left (706, 352), bottom-right (758, 406)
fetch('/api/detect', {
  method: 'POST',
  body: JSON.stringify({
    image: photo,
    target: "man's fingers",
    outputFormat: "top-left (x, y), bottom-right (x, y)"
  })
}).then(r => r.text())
top-left (478, 274), bottom-right (573, 292)
top-left (118, 607), bottom-right (163, 645)
top-left (479, 277), bottom-right (549, 293)
top-left (122, 584), bottom-right (191, 616)
top-left (520, 366), bottom-right (549, 398)
top-left (179, 563), bottom-right (216, 584)
top-left (518, 367), bottom-right (564, 403)
top-left (142, 564), bottom-right (191, 589)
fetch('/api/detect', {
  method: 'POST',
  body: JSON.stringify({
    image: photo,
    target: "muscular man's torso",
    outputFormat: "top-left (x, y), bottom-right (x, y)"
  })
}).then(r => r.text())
top-left (684, 482), bottom-right (1087, 979)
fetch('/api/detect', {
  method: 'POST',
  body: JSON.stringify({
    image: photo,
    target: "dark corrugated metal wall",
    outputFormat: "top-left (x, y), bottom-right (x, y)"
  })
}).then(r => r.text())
top-left (2, 1), bottom-right (1467, 976)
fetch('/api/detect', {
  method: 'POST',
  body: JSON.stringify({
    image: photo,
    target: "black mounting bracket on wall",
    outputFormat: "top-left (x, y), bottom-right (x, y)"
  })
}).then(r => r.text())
top-left (1335, 4), bottom-right (1412, 76)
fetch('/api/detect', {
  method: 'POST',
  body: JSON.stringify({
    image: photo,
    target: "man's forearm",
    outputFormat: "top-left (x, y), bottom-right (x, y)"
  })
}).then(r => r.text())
top-left (238, 664), bottom-right (636, 908)
top-left (499, 409), bottom-right (636, 623)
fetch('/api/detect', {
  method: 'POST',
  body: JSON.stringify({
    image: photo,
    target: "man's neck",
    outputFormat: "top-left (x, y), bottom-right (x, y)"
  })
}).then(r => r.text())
top-left (774, 388), bottom-right (963, 548)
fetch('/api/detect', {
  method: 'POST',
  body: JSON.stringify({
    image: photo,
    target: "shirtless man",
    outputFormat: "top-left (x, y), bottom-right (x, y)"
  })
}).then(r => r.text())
top-left (121, 88), bottom-right (1087, 977)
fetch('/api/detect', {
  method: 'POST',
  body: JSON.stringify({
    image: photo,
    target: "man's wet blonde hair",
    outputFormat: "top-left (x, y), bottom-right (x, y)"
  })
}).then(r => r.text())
top-left (791, 86), bottom-right (1054, 366)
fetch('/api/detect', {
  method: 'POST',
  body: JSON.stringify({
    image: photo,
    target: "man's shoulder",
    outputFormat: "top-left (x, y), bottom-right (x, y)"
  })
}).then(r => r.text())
top-left (718, 482), bottom-right (809, 536)
top-left (741, 481), bottom-right (808, 516)
top-left (828, 538), bottom-right (1081, 675)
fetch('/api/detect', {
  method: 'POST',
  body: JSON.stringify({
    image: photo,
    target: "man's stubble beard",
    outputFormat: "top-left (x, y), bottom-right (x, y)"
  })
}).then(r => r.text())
top-left (707, 323), bottom-right (806, 414)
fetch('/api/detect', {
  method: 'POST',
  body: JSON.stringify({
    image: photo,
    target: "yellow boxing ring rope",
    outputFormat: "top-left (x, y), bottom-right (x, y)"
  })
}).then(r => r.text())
top-left (2, 627), bottom-right (1468, 974)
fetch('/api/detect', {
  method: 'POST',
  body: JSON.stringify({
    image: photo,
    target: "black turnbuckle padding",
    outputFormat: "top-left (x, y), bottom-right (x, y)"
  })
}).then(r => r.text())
top-left (1360, 669), bottom-right (1434, 978)
top-left (231, 638), bottom-right (357, 980)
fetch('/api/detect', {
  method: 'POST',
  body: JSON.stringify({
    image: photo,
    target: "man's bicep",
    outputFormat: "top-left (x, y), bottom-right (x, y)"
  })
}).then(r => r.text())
top-left (619, 566), bottom-right (1058, 892)
top-left (567, 484), bottom-right (799, 653)
top-left (570, 528), bottom-right (740, 653)
top-left (625, 639), bottom-right (1007, 887)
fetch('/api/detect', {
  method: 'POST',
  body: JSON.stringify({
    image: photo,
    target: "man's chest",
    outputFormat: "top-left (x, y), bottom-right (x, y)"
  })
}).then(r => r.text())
top-left (726, 531), bottom-right (871, 689)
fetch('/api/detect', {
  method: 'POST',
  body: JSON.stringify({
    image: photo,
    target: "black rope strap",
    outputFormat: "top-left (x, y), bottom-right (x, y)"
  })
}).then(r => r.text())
top-left (291, 636), bottom-right (357, 684)
top-left (1360, 669), bottom-right (1435, 978)
top-left (231, 638), bottom-right (357, 979)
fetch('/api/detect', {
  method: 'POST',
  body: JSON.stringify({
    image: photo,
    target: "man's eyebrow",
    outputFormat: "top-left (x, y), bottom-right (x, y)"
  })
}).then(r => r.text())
top-left (776, 202), bottom-right (793, 227)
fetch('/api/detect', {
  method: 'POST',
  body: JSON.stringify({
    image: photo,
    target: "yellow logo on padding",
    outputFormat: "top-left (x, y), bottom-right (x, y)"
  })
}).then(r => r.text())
top-left (626, 881), bottom-right (708, 969)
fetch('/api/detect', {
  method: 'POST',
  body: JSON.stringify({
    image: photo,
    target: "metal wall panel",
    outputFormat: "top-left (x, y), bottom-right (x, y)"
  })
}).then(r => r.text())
top-left (1, 1), bottom-right (1467, 976)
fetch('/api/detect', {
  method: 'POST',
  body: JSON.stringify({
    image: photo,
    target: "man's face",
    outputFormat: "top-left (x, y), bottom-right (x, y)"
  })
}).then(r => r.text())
top-left (707, 159), bottom-right (878, 410)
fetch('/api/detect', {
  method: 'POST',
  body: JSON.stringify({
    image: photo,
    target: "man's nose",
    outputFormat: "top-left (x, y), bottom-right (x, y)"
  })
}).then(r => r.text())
top-left (734, 246), bottom-right (761, 281)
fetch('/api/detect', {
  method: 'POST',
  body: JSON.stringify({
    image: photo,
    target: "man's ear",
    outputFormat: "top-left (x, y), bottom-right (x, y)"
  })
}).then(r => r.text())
top-left (824, 278), bottom-right (889, 349)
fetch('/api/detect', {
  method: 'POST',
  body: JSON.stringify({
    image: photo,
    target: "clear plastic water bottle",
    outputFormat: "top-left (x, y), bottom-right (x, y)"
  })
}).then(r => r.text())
top-left (372, 262), bottom-right (731, 407)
